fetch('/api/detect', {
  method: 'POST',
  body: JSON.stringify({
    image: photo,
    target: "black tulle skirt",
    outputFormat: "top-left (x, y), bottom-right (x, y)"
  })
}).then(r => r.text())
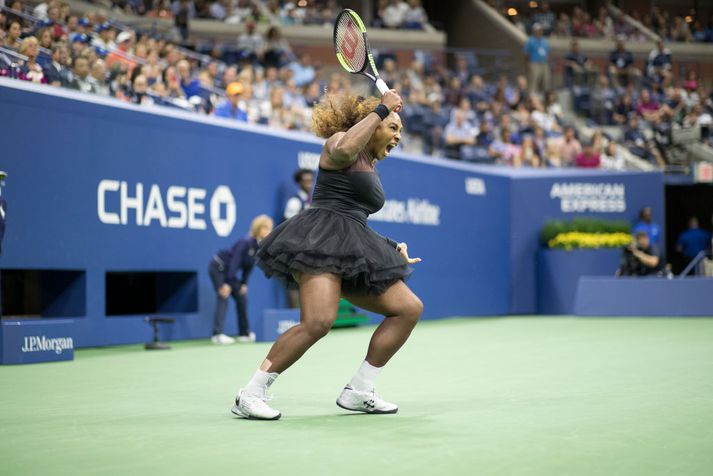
top-left (257, 208), bottom-right (411, 295)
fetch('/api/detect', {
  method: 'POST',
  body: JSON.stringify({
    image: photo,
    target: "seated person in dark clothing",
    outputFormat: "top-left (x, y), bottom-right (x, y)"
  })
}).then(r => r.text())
top-left (564, 39), bottom-right (597, 87)
top-left (608, 37), bottom-right (639, 88)
top-left (618, 231), bottom-right (662, 276)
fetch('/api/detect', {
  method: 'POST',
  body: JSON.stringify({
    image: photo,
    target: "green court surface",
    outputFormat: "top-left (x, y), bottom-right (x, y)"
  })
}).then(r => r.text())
top-left (2, 317), bottom-right (713, 476)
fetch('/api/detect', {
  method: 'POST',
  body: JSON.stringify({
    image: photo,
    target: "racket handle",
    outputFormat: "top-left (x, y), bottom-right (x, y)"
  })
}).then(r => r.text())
top-left (375, 78), bottom-right (389, 95)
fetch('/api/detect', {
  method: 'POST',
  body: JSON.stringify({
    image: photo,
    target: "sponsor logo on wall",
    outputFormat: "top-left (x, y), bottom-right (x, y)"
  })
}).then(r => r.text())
top-left (370, 199), bottom-right (441, 226)
top-left (550, 182), bottom-right (626, 213)
top-left (297, 151), bottom-right (321, 170)
top-left (97, 180), bottom-right (237, 237)
top-left (21, 336), bottom-right (74, 355)
top-left (465, 177), bottom-right (486, 196)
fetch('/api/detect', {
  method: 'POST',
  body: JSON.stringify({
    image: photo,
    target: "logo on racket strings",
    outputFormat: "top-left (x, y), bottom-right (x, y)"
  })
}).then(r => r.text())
top-left (340, 19), bottom-right (360, 61)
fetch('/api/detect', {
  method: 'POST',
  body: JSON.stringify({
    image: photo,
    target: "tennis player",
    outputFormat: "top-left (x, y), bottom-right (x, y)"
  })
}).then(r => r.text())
top-left (231, 90), bottom-right (423, 420)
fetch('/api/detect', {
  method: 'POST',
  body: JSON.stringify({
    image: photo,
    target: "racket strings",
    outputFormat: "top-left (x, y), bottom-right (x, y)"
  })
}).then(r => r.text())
top-left (335, 14), bottom-right (367, 72)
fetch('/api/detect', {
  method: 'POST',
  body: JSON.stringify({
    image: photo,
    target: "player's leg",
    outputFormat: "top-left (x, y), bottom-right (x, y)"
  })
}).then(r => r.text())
top-left (234, 287), bottom-right (252, 341)
top-left (233, 273), bottom-right (342, 420)
top-left (336, 280), bottom-right (423, 414)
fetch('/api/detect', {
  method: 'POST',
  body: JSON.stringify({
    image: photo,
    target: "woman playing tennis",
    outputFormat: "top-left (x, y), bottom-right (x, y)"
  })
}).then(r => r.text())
top-left (231, 89), bottom-right (423, 420)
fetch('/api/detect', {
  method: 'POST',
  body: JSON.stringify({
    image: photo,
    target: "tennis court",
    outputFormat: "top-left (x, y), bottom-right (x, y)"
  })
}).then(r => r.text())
top-left (2, 317), bottom-right (712, 476)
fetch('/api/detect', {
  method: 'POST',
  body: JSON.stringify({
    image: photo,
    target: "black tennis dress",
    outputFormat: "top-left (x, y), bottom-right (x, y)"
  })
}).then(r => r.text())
top-left (257, 151), bottom-right (411, 295)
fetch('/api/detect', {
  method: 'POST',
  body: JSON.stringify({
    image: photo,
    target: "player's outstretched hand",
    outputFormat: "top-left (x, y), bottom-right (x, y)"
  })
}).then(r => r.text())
top-left (398, 242), bottom-right (421, 264)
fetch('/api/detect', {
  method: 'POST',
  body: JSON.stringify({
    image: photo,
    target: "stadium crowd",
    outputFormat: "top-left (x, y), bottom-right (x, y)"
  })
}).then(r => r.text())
top-left (100, 0), bottom-right (430, 31)
top-left (498, 1), bottom-right (713, 43)
top-left (1, 0), bottom-right (711, 170)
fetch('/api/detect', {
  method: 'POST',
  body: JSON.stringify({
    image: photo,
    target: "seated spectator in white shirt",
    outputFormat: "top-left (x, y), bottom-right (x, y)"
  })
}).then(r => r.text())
top-left (382, 0), bottom-right (408, 29)
top-left (444, 109), bottom-right (477, 160)
top-left (600, 142), bottom-right (626, 170)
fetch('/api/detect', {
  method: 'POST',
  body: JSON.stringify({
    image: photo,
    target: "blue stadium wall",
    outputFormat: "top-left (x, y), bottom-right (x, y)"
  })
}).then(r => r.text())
top-left (0, 79), bottom-right (664, 347)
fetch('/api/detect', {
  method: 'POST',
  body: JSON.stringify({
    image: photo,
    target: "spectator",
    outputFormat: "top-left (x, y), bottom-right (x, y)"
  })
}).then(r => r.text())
top-left (557, 126), bottom-right (581, 167)
top-left (214, 81), bottom-right (247, 121)
top-left (19, 36), bottom-right (45, 83)
top-left (524, 23), bottom-right (550, 93)
top-left (90, 58), bottom-right (110, 96)
top-left (106, 31), bottom-right (137, 72)
top-left (444, 109), bottom-right (476, 160)
top-left (209, 0), bottom-right (230, 21)
top-left (421, 97), bottom-right (449, 155)
top-left (383, 0), bottom-right (408, 29)
top-left (646, 39), bottom-right (673, 88)
top-left (670, 16), bottom-right (692, 42)
top-left (591, 74), bottom-right (616, 124)
top-left (158, 65), bottom-right (186, 100)
top-left (67, 55), bottom-right (95, 93)
top-left (613, 92), bottom-right (635, 125)
top-left (594, 6), bottom-right (614, 38)
top-left (128, 73), bottom-right (154, 105)
top-left (92, 22), bottom-right (115, 51)
top-left (263, 26), bottom-right (291, 68)
top-left (608, 37), bottom-right (639, 88)
top-left (618, 231), bottom-right (661, 276)
top-left (3, 22), bottom-right (22, 53)
top-left (624, 115), bottom-right (664, 166)
top-left (519, 135), bottom-right (540, 167)
top-left (173, 0), bottom-right (193, 42)
top-left (402, 0), bottom-right (428, 30)
top-left (42, 43), bottom-right (70, 87)
top-left (636, 88), bottom-right (663, 122)
top-left (575, 141), bottom-right (600, 168)
top-left (288, 53), bottom-right (315, 88)
top-left (532, 1), bottom-right (556, 36)
top-left (176, 58), bottom-right (201, 98)
top-left (490, 129), bottom-right (521, 166)
top-left (236, 19), bottom-right (263, 63)
top-left (632, 206), bottom-right (662, 246)
top-left (600, 142), bottom-right (625, 170)
top-left (676, 217), bottom-right (711, 269)
top-left (564, 39), bottom-right (596, 87)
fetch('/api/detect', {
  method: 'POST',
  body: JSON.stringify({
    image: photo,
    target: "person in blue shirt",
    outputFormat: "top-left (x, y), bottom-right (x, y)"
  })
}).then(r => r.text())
top-left (208, 215), bottom-right (274, 344)
top-left (524, 23), bottom-right (550, 93)
top-left (676, 217), bottom-right (711, 263)
top-left (632, 206), bottom-right (661, 246)
top-left (213, 82), bottom-right (248, 121)
top-left (177, 59), bottom-right (202, 98)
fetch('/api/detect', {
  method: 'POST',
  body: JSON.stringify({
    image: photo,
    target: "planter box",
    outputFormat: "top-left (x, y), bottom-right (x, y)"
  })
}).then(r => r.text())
top-left (537, 248), bottom-right (621, 315)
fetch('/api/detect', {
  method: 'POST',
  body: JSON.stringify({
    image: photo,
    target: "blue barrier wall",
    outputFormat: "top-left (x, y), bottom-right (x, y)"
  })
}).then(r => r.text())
top-left (0, 79), bottom-right (665, 347)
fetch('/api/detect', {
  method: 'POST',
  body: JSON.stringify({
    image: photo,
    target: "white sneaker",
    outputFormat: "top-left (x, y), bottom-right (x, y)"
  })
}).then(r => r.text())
top-left (211, 334), bottom-right (235, 345)
top-left (231, 389), bottom-right (281, 420)
top-left (336, 385), bottom-right (398, 414)
top-left (237, 332), bottom-right (256, 343)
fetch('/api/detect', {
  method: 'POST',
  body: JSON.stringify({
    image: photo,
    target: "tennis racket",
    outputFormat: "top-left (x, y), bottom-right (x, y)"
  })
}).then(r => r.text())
top-left (333, 9), bottom-right (390, 95)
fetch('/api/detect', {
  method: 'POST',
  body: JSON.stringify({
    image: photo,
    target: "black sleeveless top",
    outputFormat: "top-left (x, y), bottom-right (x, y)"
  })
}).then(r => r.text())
top-left (311, 151), bottom-right (385, 227)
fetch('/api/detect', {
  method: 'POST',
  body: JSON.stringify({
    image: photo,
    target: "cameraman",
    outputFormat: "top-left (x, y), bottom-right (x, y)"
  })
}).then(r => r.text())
top-left (618, 231), bottom-right (662, 276)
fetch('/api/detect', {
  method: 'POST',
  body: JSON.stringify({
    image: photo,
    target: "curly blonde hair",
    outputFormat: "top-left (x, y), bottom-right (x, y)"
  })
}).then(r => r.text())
top-left (311, 93), bottom-right (381, 138)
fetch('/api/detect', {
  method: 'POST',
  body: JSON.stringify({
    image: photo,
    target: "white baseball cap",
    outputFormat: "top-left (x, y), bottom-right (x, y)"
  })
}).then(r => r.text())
top-left (116, 31), bottom-right (132, 44)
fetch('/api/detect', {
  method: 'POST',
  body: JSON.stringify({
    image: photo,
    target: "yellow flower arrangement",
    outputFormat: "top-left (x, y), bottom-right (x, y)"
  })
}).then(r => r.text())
top-left (547, 232), bottom-right (632, 250)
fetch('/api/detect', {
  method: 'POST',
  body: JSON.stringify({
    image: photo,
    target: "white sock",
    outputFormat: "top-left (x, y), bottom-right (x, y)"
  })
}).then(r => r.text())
top-left (244, 370), bottom-right (279, 396)
top-left (349, 361), bottom-right (383, 392)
